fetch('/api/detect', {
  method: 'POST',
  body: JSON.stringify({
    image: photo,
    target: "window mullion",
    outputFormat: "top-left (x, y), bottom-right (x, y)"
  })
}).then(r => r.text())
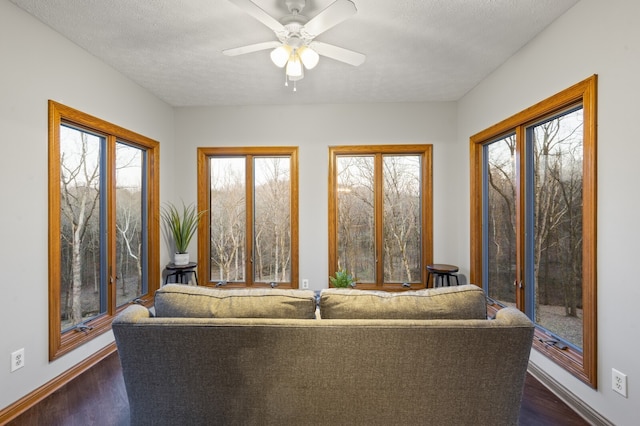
top-left (421, 150), bottom-right (433, 286)
top-left (515, 125), bottom-right (526, 311)
top-left (288, 152), bottom-right (299, 287)
top-left (106, 135), bottom-right (117, 316)
top-left (246, 155), bottom-right (254, 287)
top-left (374, 153), bottom-right (384, 287)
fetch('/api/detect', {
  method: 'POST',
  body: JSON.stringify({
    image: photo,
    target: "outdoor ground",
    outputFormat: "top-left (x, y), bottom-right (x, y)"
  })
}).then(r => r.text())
top-left (537, 304), bottom-right (583, 348)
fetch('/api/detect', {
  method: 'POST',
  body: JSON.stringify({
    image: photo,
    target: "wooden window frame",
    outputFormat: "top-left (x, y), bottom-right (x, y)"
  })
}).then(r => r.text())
top-left (196, 146), bottom-right (299, 288)
top-left (328, 144), bottom-right (433, 291)
top-left (48, 101), bottom-right (160, 361)
top-left (469, 76), bottom-right (597, 387)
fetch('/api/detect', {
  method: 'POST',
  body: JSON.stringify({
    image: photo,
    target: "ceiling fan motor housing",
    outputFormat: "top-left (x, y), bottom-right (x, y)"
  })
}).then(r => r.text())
top-left (280, 16), bottom-right (308, 35)
top-left (285, 0), bottom-right (306, 14)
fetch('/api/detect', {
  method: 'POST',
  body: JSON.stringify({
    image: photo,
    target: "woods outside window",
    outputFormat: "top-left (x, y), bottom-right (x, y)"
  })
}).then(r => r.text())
top-left (470, 76), bottom-right (597, 387)
top-left (48, 101), bottom-right (160, 360)
top-left (197, 147), bottom-right (299, 288)
top-left (328, 145), bottom-right (433, 290)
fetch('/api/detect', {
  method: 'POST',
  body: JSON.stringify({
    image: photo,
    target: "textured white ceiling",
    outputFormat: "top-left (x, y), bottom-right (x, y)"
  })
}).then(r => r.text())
top-left (10, 0), bottom-right (579, 107)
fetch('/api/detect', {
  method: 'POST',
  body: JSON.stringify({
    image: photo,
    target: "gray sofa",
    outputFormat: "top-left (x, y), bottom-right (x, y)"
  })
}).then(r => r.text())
top-left (113, 284), bottom-right (534, 426)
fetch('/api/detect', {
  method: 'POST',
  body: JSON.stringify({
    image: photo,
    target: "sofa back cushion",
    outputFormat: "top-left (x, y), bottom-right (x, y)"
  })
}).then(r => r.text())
top-left (154, 284), bottom-right (317, 319)
top-left (319, 284), bottom-right (487, 319)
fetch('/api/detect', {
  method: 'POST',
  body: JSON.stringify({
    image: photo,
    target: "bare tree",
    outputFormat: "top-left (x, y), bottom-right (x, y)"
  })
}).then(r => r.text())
top-left (254, 157), bottom-right (291, 282)
top-left (210, 159), bottom-right (246, 281)
top-left (383, 156), bottom-right (420, 282)
top-left (210, 157), bottom-right (292, 284)
top-left (485, 111), bottom-right (583, 330)
top-left (116, 188), bottom-right (142, 296)
top-left (60, 131), bottom-right (100, 326)
top-left (487, 135), bottom-right (517, 302)
top-left (337, 156), bottom-right (375, 280)
top-left (533, 115), bottom-right (583, 320)
top-left (114, 144), bottom-right (144, 299)
top-left (336, 155), bottom-right (421, 283)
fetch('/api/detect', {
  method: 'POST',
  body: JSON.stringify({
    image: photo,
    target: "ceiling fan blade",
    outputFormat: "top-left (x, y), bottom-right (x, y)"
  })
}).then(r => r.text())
top-left (223, 41), bottom-right (282, 56)
top-left (310, 41), bottom-right (365, 66)
top-left (228, 0), bottom-right (285, 33)
top-left (302, 0), bottom-right (357, 38)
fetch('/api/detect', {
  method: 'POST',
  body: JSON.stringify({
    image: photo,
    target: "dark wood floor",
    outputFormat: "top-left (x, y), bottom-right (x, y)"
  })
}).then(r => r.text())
top-left (7, 352), bottom-right (589, 426)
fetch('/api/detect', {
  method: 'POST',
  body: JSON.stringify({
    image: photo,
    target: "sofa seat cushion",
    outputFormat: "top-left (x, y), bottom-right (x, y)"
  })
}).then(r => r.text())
top-left (154, 284), bottom-right (317, 319)
top-left (319, 284), bottom-right (487, 319)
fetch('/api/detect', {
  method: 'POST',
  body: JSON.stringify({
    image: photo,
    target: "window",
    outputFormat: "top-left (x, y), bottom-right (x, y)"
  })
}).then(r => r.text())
top-left (197, 147), bottom-right (298, 288)
top-left (328, 145), bottom-right (433, 290)
top-left (470, 76), bottom-right (597, 387)
top-left (48, 101), bottom-right (160, 360)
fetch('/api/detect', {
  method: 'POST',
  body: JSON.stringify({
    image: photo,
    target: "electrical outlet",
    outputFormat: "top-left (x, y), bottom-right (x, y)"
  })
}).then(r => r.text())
top-left (11, 348), bottom-right (25, 372)
top-left (302, 279), bottom-right (309, 289)
top-left (612, 368), bottom-right (627, 398)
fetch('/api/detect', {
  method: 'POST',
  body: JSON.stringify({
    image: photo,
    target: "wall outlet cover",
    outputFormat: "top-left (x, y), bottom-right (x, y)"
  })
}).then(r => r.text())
top-left (11, 348), bottom-right (25, 372)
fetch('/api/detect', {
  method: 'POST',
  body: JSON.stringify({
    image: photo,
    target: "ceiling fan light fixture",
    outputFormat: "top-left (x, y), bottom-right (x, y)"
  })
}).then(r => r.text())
top-left (285, 53), bottom-right (303, 77)
top-left (288, 67), bottom-right (304, 81)
top-left (270, 45), bottom-right (291, 67)
top-left (298, 46), bottom-right (319, 69)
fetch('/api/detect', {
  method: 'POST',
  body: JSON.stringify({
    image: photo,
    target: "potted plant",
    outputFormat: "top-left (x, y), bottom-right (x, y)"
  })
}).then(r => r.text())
top-left (329, 269), bottom-right (356, 288)
top-left (161, 201), bottom-right (206, 265)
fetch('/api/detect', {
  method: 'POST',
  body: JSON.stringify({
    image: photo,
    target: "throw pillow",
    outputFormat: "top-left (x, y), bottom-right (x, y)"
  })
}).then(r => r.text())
top-left (319, 284), bottom-right (487, 319)
top-left (154, 284), bottom-right (317, 319)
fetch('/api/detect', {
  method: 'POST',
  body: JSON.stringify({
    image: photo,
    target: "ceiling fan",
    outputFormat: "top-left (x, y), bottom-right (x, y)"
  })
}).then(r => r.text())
top-left (223, 0), bottom-right (366, 90)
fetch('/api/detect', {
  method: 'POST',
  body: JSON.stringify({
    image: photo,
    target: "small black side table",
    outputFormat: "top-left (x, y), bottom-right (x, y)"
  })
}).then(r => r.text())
top-left (165, 262), bottom-right (198, 285)
top-left (426, 264), bottom-right (460, 288)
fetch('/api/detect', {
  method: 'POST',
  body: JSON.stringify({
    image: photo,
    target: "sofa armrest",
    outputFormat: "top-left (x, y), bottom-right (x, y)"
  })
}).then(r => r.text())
top-left (494, 306), bottom-right (534, 327)
top-left (113, 304), bottom-right (152, 324)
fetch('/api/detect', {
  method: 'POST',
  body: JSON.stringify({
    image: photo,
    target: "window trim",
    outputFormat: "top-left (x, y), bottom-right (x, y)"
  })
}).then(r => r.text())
top-left (469, 75), bottom-right (597, 387)
top-left (48, 100), bottom-right (160, 361)
top-left (196, 146), bottom-right (299, 288)
top-left (328, 144), bottom-right (433, 290)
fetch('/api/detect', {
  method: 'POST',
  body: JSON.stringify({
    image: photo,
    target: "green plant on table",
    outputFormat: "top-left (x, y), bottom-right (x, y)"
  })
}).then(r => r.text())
top-left (161, 201), bottom-right (206, 254)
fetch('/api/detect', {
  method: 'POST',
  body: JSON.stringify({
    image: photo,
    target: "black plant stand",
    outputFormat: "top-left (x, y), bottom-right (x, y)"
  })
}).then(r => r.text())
top-left (164, 262), bottom-right (198, 285)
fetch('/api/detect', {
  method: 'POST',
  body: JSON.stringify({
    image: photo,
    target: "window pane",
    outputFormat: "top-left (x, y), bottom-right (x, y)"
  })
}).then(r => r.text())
top-left (529, 108), bottom-right (584, 349)
top-left (59, 125), bottom-right (104, 331)
top-left (337, 156), bottom-right (375, 282)
top-left (382, 155), bottom-right (422, 283)
top-left (115, 142), bottom-right (145, 307)
top-left (485, 135), bottom-right (517, 306)
top-left (253, 157), bottom-right (291, 283)
top-left (210, 157), bottom-right (246, 282)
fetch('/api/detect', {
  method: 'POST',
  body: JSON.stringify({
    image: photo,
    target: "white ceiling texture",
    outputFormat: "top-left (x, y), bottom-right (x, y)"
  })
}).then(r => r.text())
top-left (10, 0), bottom-right (579, 107)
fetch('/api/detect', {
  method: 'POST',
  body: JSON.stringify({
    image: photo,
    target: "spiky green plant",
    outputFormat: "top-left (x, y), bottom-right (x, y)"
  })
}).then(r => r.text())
top-left (161, 201), bottom-right (206, 254)
top-left (329, 269), bottom-right (356, 288)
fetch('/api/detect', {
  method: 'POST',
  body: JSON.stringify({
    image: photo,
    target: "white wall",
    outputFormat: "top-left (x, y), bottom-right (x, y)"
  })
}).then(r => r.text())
top-left (175, 102), bottom-right (458, 291)
top-left (0, 1), bottom-right (175, 410)
top-left (458, 0), bottom-right (640, 423)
